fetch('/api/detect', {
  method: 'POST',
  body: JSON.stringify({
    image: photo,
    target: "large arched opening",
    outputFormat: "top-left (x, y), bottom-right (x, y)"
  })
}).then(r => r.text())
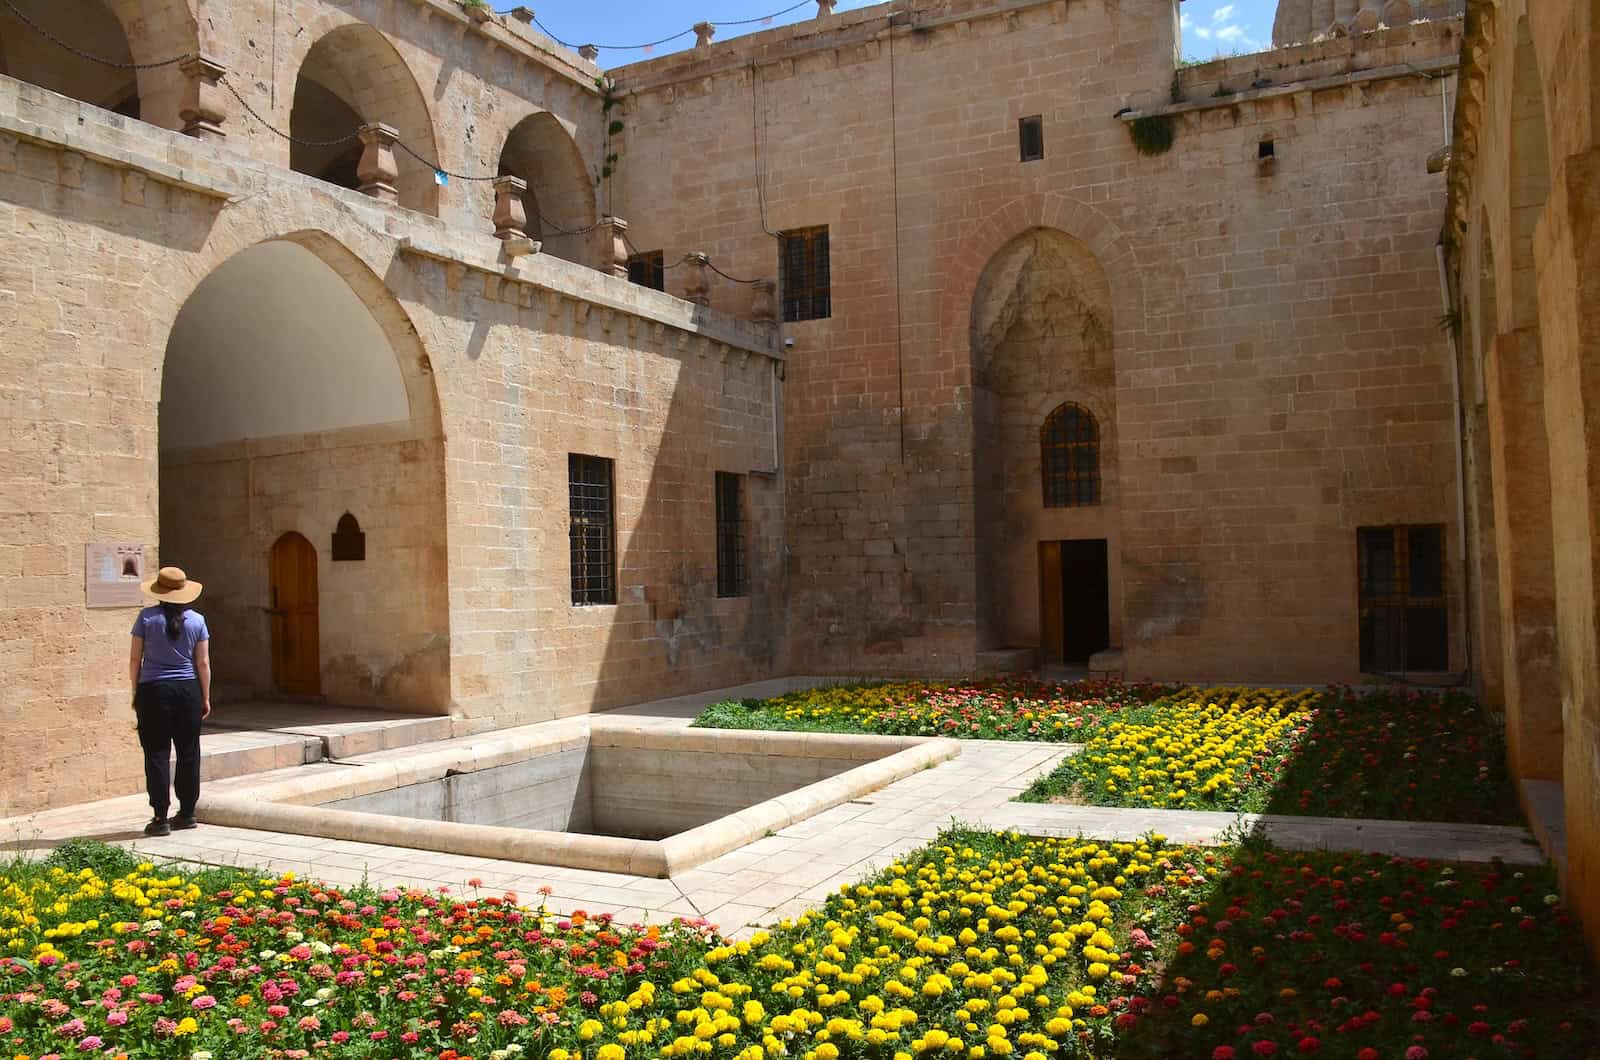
top-left (498, 111), bottom-right (596, 265)
top-left (970, 228), bottom-right (1119, 666)
top-left (158, 236), bottom-right (449, 712)
top-left (0, 0), bottom-right (139, 117)
top-left (289, 24), bottom-right (439, 216)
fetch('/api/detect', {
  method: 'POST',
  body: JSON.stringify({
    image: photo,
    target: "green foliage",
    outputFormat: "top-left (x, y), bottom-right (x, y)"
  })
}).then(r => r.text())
top-left (1129, 114), bottom-right (1177, 157)
top-left (43, 838), bottom-right (141, 879)
top-left (460, 0), bottom-right (489, 10)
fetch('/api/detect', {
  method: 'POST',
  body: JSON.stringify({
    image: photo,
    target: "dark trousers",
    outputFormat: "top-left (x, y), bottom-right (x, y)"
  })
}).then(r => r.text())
top-left (134, 679), bottom-right (202, 818)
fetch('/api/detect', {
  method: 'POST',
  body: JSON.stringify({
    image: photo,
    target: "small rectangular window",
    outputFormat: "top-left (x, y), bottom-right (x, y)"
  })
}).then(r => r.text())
top-left (715, 472), bottom-right (746, 598)
top-left (779, 226), bottom-right (830, 322)
top-left (627, 250), bottom-right (664, 291)
top-left (569, 454), bottom-right (616, 605)
top-left (1358, 524), bottom-right (1447, 673)
top-left (1258, 139), bottom-right (1276, 159)
top-left (1019, 115), bottom-right (1044, 162)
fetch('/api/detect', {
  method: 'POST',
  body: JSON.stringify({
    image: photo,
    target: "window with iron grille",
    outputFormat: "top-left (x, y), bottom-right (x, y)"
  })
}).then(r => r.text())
top-left (715, 472), bottom-right (747, 598)
top-left (779, 226), bottom-right (830, 322)
top-left (1358, 524), bottom-right (1448, 673)
top-left (627, 250), bottom-right (664, 291)
top-left (569, 454), bottom-right (616, 605)
top-left (1019, 115), bottom-right (1044, 162)
top-left (1041, 402), bottom-right (1101, 507)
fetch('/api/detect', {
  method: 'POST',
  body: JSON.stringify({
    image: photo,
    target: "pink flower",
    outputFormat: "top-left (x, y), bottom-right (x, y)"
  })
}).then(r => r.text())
top-left (1405, 1049), bottom-right (1429, 1060)
top-left (191, 994), bottom-right (217, 1009)
top-left (76, 1038), bottom-right (102, 1052)
top-left (105, 1011), bottom-right (128, 1027)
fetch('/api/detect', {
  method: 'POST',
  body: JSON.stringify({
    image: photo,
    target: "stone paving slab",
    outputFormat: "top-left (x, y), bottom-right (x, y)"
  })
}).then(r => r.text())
top-left (978, 802), bottom-right (1546, 864)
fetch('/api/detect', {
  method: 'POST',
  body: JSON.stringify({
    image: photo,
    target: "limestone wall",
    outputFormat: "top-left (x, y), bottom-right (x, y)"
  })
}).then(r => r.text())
top-left (0, 75), bottom-right (782, 816)
top-left (611, 3), bottom-right (1464, 683)
top-left (1445, 0), bottom-right (1599, 958)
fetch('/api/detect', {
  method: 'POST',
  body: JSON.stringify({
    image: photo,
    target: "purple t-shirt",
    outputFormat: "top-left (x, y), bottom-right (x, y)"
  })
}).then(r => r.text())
top-left (131, 606), bottom-right (209, 683)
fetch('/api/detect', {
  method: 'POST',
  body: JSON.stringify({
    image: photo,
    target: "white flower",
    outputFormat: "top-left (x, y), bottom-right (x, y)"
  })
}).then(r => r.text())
top-left (302, 998), bottom-right (320, 1007)
top-left (1511, 906), bottom-right (1524, 914)
top-left (1544, 894), bottom-right (1561, 906)
top-left (1449, 967), bottom-right (1467, 977)
top-left (179, 911), bottom-right (195, 920)
top-left (141, 919), bottom-right (163, 931)
top-left (315, 987), bottom-right (335, 1000)
top-left (285, 929), bottom-right (303, 942)
top-left (258, 950), bottom-right (277, 960)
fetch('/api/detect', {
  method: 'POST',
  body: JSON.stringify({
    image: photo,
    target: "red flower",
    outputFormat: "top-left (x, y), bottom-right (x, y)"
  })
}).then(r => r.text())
top-left (1252, 1042), bottom-right (1279, 1056)
top-left (1297, 1038), bottom-right (1321, 1053)
top-left (1214, 1049), bottom-right (1237, 1060)
top-left (1358, 1050), bottom-right (1379, 1060)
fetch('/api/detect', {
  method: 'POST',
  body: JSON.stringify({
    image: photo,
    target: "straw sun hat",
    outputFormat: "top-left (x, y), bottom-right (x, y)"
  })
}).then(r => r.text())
top-left (141, 566), bottom-right (203, 605)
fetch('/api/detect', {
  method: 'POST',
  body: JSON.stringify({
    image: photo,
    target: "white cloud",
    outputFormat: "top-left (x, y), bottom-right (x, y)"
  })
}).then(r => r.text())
top-left (1212, 4), bottom-right (1235, 23)
top-left (1180, 11), bottom-right (1193, 28)
top-left (1194, 25), bottom-right (1213, 39)
top-left (1215, 24), bottom-right (1246, 41)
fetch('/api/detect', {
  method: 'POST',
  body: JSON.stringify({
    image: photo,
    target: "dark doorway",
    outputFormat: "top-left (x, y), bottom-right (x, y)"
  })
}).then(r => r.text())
top-left (1059, 538), bottom-right (1110, 663)
top-left (269, 532), bottom-right (321, 697)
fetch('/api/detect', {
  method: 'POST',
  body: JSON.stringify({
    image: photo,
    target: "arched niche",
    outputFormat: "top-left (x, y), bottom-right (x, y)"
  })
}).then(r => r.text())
top-left (290, 23), bottom-right (440, 216)
top-left (0, 0), bottom-right (138, 116)
top-left (498, 111), bottom-right (596, 265)
top-left (969, 228), bottom-right (1119, 661)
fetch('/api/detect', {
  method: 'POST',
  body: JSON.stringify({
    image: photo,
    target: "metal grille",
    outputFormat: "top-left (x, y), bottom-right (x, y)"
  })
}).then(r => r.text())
top-left (1358, 524), bottom-right (1448, 673)
top-left (1019, 115), bottom-right (1044, 162)
top-left (779, 226), bottom-right (830, 322)
top-left (628, 250), bottom-right (664, 291)
top-left (1041, 403), bottom-right (1101, 507)
top-left (569, 454), bottom-right (616, 605)
top-left (715, 472), bottom-right (746, 598)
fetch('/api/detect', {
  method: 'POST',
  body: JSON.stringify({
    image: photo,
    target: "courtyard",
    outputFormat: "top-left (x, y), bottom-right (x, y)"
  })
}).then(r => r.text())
top-left (2, 676), bottom-right (1594, 1057)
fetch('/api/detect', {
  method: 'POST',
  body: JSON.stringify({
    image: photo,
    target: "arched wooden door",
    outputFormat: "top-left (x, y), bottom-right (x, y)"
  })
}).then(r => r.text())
top-left (269, 532), bottom-right (321, 696)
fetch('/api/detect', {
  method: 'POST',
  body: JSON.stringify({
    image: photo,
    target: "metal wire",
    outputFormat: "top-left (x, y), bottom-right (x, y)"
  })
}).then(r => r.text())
top-left (1, 0), bottom-right (193, 69)
top-left (221, 77), bottom-right (361, 147)
top-left (518, 0), bottom-right (816, 52)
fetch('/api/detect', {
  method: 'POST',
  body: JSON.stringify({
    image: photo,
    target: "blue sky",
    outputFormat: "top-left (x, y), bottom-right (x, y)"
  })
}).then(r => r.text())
top-left (514, 0), bottom-right (1277, 63)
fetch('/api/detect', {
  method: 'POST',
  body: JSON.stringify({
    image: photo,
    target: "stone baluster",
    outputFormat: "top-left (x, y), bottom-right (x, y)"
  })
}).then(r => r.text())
top-left (816, 0), bottom-right (837, 16)
top-left (599, 216), bottom-right (629, 278)
top-left (751, 279), bottom-right (777, 326)
top-left (579, 44), bottom-right (600, 61)
top-left (683, 252), bottom-right (711, 306)
top-left (693, 21), bottom-right (715, 47)
top-left (179, 55), bottom-right (227, 141)
top-left (1333, 0), bottom-right (1358, 32)
top-left (1381, 0), bottom-right (1414, 25)
top-left (493, 175), bottom-right (529, 240)
top-left (1351, 0), bottom-right (1382, 32)
top-left (356, 123), bottom-right (401, 203)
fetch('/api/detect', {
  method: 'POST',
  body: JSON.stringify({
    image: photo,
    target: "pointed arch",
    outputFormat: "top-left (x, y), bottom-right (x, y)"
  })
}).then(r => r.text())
top-left (498, 110), bottom-right (596, 266)
top-left (291, 22), bottom-right (440, 216)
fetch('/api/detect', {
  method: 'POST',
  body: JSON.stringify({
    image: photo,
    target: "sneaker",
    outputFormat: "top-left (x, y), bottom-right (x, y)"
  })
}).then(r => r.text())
top-left (171, 813), bottom-right (197, 831)
top-left (143, 817), bottom-right (171, 837)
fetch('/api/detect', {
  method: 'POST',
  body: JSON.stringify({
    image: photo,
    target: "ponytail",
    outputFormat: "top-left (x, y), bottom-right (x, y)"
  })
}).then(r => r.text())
top-left (160, 601), bottom-right (185, 641)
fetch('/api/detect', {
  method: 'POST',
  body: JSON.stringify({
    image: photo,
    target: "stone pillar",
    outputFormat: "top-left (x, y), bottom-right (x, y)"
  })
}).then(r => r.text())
top-left (356, 123), bottom-right (401, 203)
top-left (683, 252), bottom-right (710, 306)
top-left (579, 44), bottom-right (600, 62)
top-left (179, 55), bottom-right (227, 141)
top-left (1485, 327), bottom-right (1564, 781)
top-left (493, 175), bottom-right (529, 240)
top-left (751, 279), bottom-right (776, 325)
top-left (693, 21), bottom-right (715, 48)
top-left (598, 216), bottom-right (629, 278)
top-left (817, 0), bottom-right (837, 16)
top-left (1351, 0), bottom-right (1382, 32)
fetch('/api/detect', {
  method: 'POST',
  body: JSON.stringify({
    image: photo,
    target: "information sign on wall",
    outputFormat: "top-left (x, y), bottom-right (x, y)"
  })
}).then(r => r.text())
top-left (85, 543), bottom-right (148, 608)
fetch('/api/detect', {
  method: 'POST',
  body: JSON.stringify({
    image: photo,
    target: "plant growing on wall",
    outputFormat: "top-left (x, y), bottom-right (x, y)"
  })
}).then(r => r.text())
top-left (1129, 114), bottom-right (1176, 156)
top-left (597, 77), bottom-right (622, 195)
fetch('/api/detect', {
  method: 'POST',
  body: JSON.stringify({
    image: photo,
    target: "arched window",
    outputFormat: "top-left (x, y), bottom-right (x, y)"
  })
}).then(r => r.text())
top-left (1041, 403), bottom-right (1100, 507)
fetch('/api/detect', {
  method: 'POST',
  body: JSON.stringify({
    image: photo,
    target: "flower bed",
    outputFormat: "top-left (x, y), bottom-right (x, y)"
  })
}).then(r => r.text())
top-left (1, 836), bottom-right (1592, 1058)
top-left (692, 679), bottom-right (1175, 741)
top-left (1021, 686), bottom-right (1520, 823)
top-left (1021, 687), bottom-right (1318, 812)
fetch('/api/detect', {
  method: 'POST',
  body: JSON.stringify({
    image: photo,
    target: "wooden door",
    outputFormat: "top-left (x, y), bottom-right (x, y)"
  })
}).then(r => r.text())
top-left (1038, 541), bottom-right (1063, 665)
top-left (269, 532), bottom-right (321, 696)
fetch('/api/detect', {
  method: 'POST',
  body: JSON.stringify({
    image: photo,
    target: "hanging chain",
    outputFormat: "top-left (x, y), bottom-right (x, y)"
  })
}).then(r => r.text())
top-left (1, 0), bottom-right (192, 69)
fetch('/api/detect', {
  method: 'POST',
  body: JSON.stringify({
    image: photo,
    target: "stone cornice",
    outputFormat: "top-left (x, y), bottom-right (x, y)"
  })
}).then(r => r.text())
top-left (609, 0), bottom-right (1069, 97)
top-left (1116, 54), bottom-right (1459, 123)
top-left (398, 234), bottom-right (783, 364)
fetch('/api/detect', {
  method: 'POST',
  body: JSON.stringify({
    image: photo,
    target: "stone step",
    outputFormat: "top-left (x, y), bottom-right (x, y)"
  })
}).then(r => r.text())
top-left (188, 705), bottom-right (458, 783)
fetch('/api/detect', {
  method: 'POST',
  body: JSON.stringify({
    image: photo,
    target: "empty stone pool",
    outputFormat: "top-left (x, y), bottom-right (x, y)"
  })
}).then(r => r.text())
top-left (200, 718), bottom-right (959, 876)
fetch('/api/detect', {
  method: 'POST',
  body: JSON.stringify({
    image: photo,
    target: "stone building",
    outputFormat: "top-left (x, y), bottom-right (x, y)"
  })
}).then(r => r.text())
top-left (1439, 0), bottom-right (1600, 962)
top-left (0, 0), bottom-right (1591, 950)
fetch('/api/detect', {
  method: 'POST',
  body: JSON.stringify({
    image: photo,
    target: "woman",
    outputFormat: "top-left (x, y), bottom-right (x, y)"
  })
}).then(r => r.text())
top-left (129, 566), bottom-right (211, 837)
